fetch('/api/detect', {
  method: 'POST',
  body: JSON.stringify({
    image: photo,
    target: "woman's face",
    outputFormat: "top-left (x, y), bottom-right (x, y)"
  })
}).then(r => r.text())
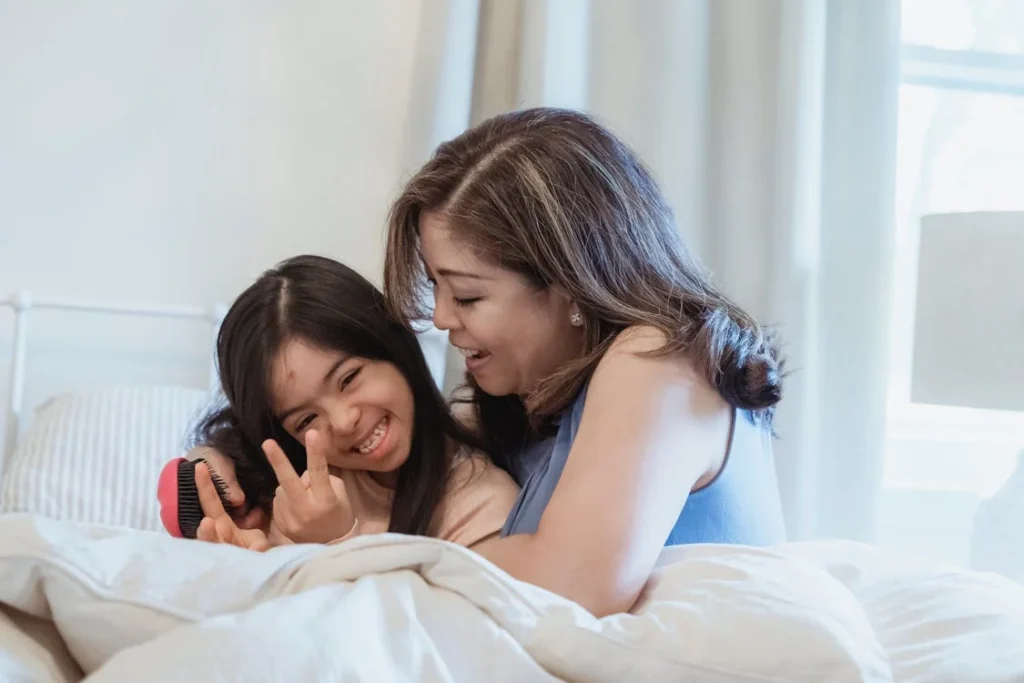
top-left (269, 338), bottom-right (415, 482)
top-left (419, 210), bottom-right (583, 396)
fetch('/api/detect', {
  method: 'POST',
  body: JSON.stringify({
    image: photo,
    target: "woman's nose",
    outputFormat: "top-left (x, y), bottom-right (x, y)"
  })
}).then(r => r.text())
top-left (432, 296), bottom-right (460, 331)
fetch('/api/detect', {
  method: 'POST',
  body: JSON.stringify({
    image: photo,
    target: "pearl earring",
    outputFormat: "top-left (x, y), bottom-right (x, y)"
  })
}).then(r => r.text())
top-left (570, 311), bottom-right (583, 327)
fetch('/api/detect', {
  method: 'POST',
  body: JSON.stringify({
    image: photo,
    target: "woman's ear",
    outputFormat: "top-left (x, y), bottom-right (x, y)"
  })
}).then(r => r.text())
top-left (544, 285), bottom-right (575, 307)
top-left (538, 286), bottom-right (582, 329)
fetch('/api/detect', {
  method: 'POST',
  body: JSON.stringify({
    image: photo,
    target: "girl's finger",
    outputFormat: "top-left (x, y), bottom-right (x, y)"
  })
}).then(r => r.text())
top-left (214, 515), bottom-right (241, 544)
top-left (304, 430), bottom-right (334, 501)
top-left (197, 517), bottom-right (218, 543)
top-left (246, 531), bottom-right (270, 552)
top-left (195, 465), bottom-right (230, 520)
top-left (262, 439), bottom-right (304, 498)
top-left (271, 492), bottom-right (297, 533)
top-left (192, 449), bottom-right (246, 508)
top-left (233, 505), bottom-right (269, 531)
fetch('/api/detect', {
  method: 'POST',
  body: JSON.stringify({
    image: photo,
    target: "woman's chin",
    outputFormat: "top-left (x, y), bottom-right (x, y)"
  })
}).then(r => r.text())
top-left (471, 373), bottom-right (518, 397)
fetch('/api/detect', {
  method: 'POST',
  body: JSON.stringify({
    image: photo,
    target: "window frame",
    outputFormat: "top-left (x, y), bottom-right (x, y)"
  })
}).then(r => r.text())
top-left (901, 45), bottom-right (1024, 96)
top-left (885, 42), bottom-right (1024, 464)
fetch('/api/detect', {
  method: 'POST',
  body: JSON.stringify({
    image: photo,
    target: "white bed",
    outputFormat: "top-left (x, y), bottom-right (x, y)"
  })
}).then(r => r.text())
top-left (1, 291), bottom-right (1023, 683)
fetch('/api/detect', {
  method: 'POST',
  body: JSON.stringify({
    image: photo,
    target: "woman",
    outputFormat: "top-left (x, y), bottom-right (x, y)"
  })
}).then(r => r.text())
top-left (383, 107), bottom-right (787, 616)
top-left (175, 255), bottom-right (519, 551)
top-left (202, 108), bottom-right (786, 617)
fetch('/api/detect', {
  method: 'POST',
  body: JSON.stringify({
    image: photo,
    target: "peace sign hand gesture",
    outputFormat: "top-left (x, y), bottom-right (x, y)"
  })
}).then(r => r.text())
top-left (264, 430), bottom-right (355, 545)
top-left (195, 463), bottom-right (271, 551)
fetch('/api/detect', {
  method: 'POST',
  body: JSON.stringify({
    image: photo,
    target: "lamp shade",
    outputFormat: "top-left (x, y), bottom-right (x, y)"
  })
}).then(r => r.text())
top-left (911, 211), bottom-right (1024, 412)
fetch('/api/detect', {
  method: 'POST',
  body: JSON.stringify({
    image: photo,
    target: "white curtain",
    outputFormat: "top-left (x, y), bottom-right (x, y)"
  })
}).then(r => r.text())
top-left (401, 0), bottom-right (902, 542)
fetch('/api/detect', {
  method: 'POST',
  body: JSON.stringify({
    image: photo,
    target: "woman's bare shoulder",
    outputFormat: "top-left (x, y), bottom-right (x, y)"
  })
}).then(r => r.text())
top-left (608, 324), bottom-right (668, 352)
top-left (599, 324), bottom-right (706, 386)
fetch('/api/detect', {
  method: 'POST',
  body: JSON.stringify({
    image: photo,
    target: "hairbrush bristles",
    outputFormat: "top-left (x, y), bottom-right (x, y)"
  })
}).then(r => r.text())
top-left (176, 458), bottom-right (231, 539)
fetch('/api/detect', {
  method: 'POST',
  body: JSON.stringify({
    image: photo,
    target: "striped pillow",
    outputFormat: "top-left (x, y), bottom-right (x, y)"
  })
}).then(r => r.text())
top-left (0, 386), bottom-right (209, 531)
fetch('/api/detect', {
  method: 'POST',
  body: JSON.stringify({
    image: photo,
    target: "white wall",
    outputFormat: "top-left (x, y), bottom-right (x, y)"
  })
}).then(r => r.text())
top-left (0, 1), bottom-right (440, 446)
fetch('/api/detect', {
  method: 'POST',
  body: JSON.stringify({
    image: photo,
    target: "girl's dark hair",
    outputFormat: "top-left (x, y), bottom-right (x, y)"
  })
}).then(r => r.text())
top-left (384, 107), bottom-right (783, 462)
top-left (195, 254), bottom-right (480, 537)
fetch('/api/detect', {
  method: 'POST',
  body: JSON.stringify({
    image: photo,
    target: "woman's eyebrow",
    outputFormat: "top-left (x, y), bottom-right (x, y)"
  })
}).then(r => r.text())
top-left (435, 267), bottom-right (487, 280)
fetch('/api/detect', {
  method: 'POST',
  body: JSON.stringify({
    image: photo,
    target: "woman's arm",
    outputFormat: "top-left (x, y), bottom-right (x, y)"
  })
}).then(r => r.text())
top-left (473, 326), bottom-right (730, 617)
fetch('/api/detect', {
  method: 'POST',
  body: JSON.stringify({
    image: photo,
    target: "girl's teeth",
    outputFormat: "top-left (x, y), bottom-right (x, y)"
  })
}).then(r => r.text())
top-left (356, 417), bottom-right (388, 454)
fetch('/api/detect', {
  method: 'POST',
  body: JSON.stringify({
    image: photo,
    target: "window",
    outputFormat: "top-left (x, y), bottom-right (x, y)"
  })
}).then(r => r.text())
top-left (878, 0), bottom-right (1024, 567)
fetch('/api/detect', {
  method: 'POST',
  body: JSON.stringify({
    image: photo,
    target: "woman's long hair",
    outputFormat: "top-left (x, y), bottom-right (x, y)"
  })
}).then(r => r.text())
top-left (384, 107), bottom-right (783, 468)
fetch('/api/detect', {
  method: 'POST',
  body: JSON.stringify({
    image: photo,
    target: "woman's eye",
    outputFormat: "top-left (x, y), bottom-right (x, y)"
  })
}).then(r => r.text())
top-left (340, 367), bottom-right (362, 389)
top-left (453, 297), bottom-right (481, 307)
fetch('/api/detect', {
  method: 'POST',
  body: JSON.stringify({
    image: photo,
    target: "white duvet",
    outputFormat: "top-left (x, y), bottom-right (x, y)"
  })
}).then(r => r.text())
top-left (1, 514), bottom-right (1023, 683)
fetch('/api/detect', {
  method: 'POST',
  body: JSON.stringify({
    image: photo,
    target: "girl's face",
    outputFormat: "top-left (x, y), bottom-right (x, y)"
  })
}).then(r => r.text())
top-left (419, 210), bottom-right (583, 397)
top-left (269, 338), bottom-right (415, 484)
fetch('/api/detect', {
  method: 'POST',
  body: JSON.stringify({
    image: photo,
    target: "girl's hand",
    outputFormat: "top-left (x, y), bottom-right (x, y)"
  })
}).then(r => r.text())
top-left (188, 446), bottom-right (269, 531)
top-left (263, 430), bottom-right (355, 544)
top-left (195, 463), bottom-right (271, 551)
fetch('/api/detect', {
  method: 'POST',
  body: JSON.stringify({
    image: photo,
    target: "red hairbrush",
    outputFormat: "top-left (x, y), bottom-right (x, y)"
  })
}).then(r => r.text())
top-left (157, 457), bottom-right (232, 538)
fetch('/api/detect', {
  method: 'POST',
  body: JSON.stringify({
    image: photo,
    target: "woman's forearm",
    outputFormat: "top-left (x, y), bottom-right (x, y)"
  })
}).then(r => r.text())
top-left (473, 533), bottom-right (640, 617)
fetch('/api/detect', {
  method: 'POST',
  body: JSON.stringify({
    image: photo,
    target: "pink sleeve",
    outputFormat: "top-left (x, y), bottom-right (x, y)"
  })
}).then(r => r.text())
top-left (435, 457), bottom-right (521, 548)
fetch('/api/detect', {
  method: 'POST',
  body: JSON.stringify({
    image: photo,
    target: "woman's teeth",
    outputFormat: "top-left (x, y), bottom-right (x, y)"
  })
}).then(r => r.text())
top-left (458, 347), bottom-right (486, 359)
top-left (355, 417), bottom-right (388, 454)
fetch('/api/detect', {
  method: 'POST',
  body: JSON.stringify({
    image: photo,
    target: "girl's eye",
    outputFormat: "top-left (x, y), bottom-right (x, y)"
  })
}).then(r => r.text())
top-left (340, 367), bottom-right (362, 389)
top-left (454, 297), bottom-right (481, 307)
top-left (295, 415), bottom-right (315, 432)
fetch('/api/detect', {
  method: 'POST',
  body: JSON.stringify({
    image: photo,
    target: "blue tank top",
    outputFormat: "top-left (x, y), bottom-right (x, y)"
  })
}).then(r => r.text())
top-left (500, 384), bottom-right (788, 546)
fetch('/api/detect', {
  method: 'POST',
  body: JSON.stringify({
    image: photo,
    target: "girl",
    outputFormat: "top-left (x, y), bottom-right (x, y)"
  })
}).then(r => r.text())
top-left (177, 255), bottom-right (519, 551)
top-left (383, 107), bottom-right (788, 615)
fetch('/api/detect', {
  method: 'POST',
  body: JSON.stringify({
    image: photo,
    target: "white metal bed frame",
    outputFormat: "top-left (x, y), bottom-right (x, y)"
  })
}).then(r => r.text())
top-left (0, 290), bottom-right (227, 466)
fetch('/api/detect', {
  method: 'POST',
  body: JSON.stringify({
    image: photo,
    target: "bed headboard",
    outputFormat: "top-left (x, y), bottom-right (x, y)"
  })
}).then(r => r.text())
top-left (0, 290), bottom-right (228, 468)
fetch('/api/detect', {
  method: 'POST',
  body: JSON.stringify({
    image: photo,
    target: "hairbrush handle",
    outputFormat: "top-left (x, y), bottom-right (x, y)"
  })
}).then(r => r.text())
top-left (157, 457), bottom-right (186, 538)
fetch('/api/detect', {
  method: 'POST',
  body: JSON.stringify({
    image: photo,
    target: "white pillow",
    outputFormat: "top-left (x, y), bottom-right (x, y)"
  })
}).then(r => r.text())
top-left (0, 386), bottom-right (209, 531)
